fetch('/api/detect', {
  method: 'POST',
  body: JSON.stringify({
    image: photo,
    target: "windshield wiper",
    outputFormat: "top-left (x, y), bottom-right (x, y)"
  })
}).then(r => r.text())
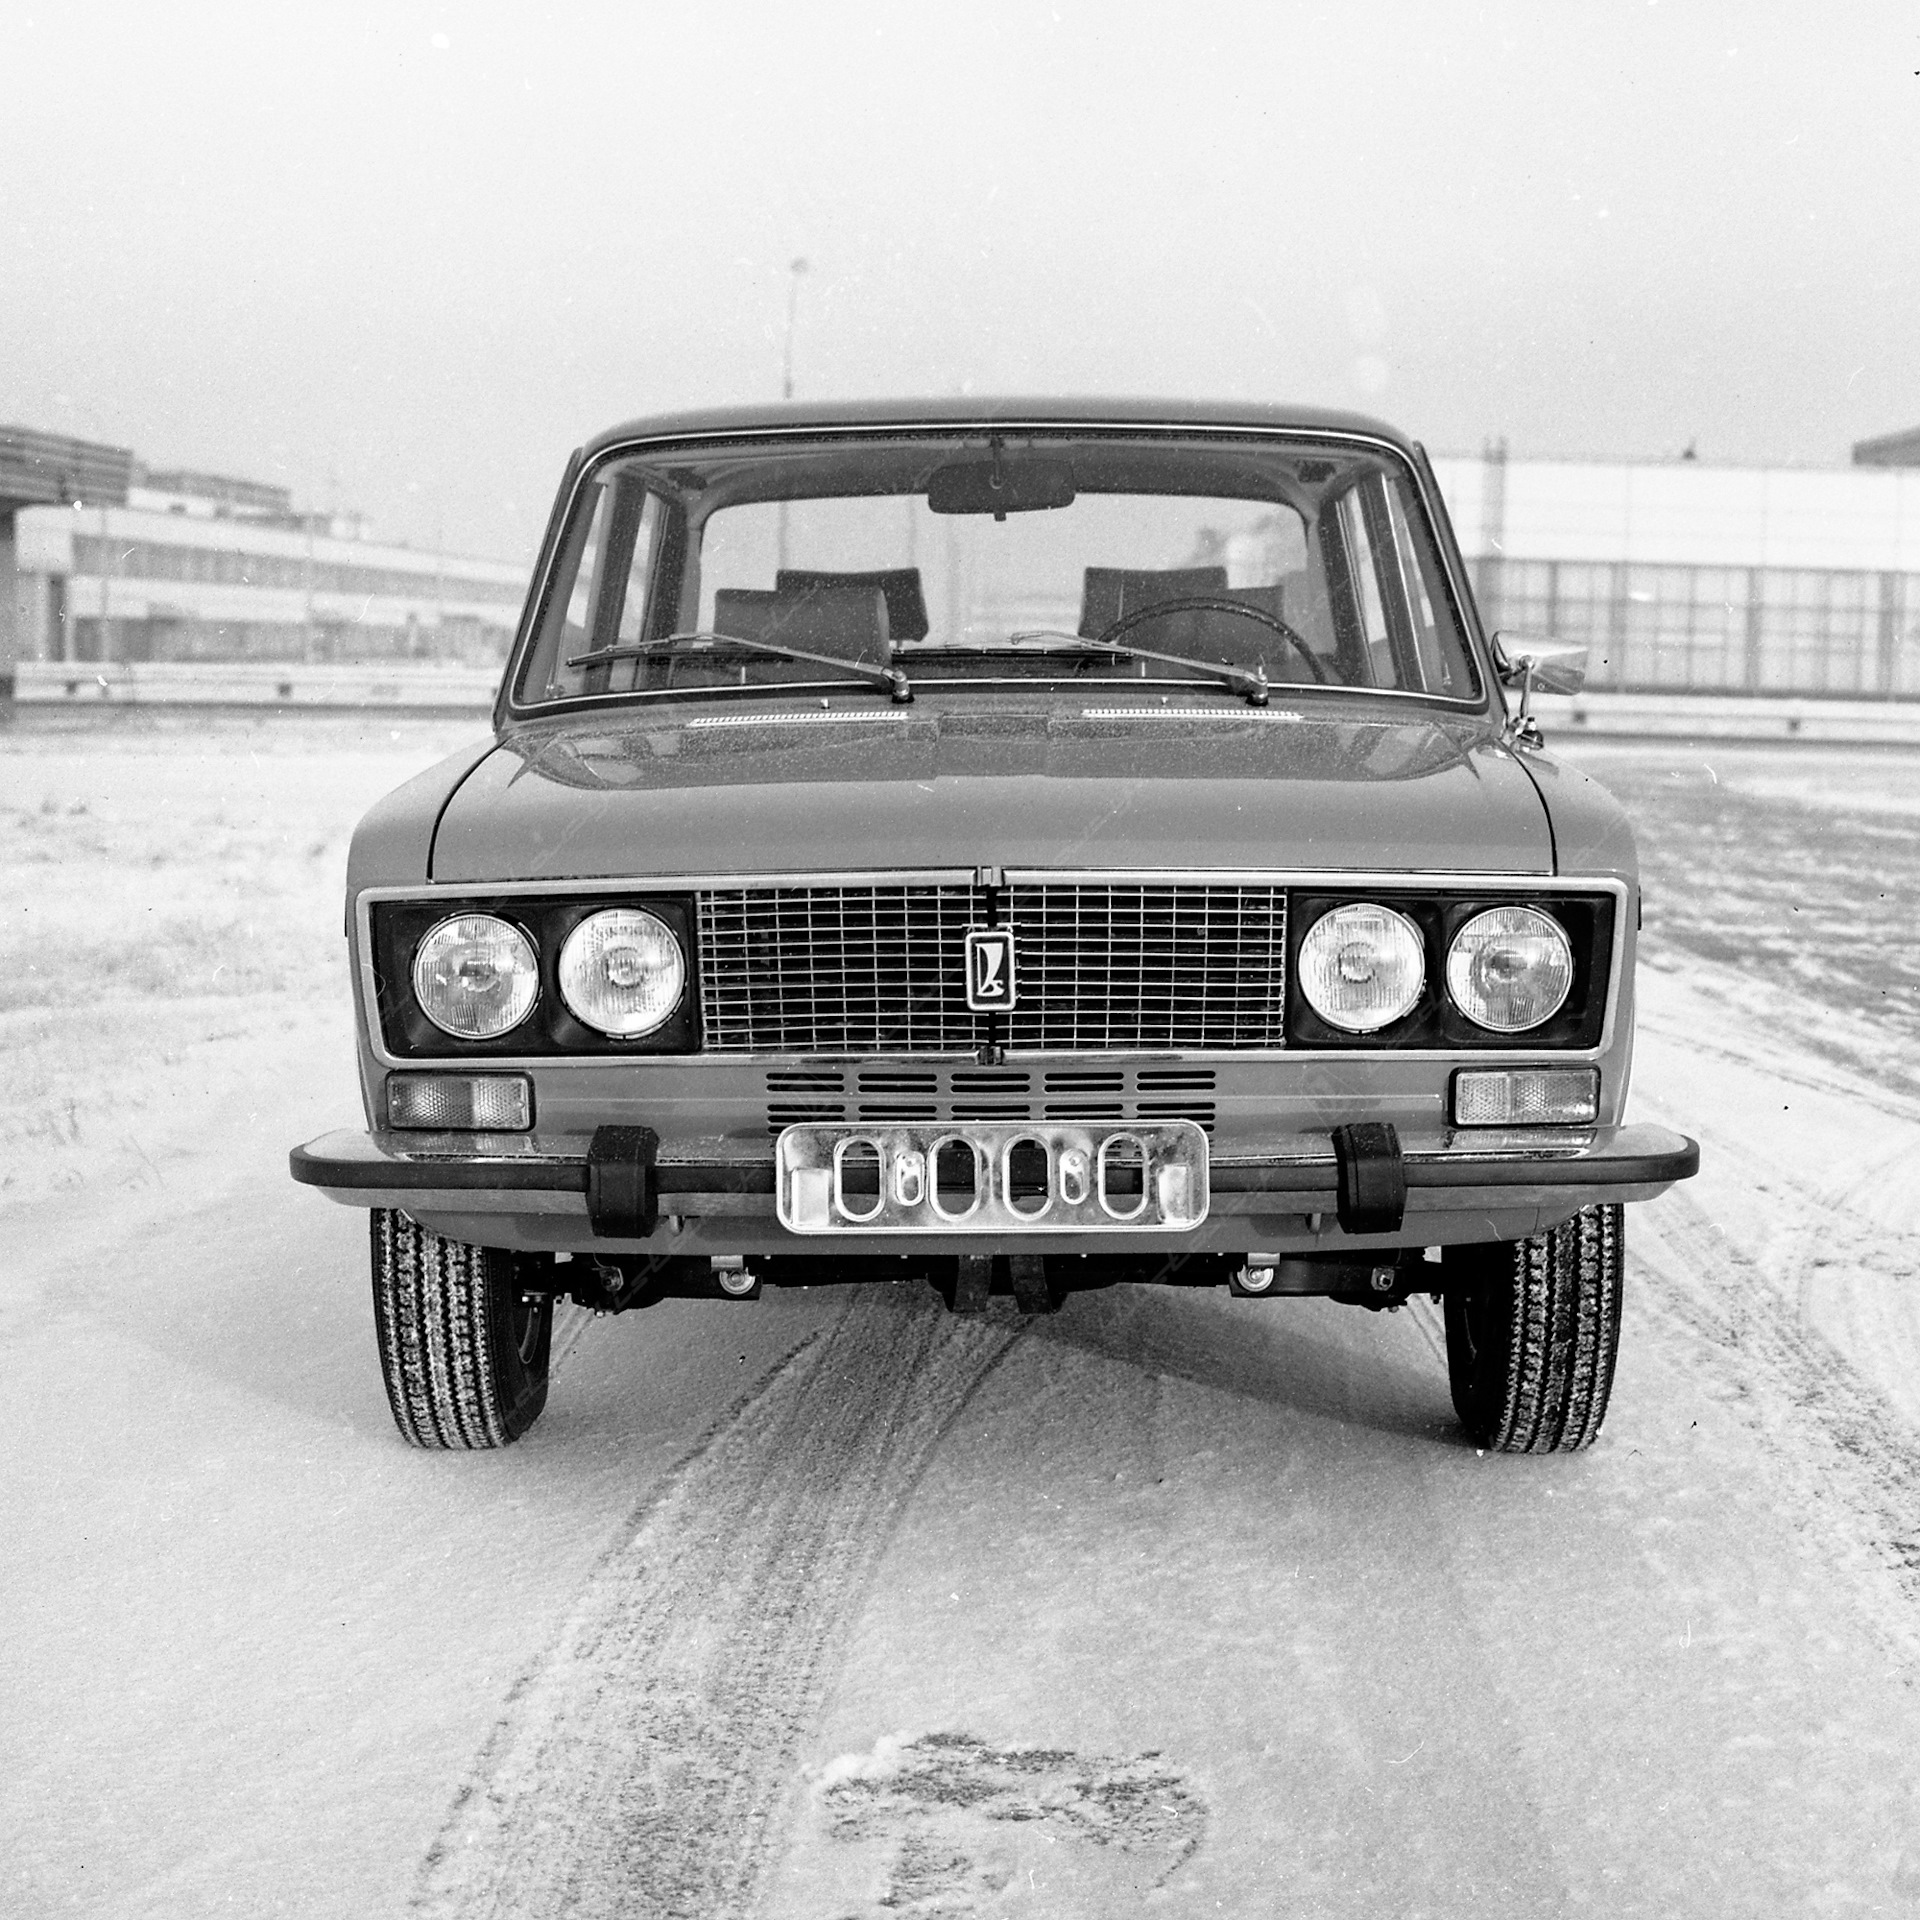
top-left (566, 630), bottom-right (912, 704)
top-left (1006, 629), bottom-right (1269, 706)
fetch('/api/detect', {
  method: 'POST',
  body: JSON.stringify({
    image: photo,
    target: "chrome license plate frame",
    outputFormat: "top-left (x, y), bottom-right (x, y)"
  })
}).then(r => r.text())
top-left (775, 1119), bottom-right (1210, 1235)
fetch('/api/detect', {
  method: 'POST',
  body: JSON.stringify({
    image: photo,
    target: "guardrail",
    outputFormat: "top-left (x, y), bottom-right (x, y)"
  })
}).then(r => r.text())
top-left (1532, 691), bottom-right (1920, 746)
top-left (12, 659), bottom-right (498, 711)
top-left (9, 663), bottom-right (1920, 743)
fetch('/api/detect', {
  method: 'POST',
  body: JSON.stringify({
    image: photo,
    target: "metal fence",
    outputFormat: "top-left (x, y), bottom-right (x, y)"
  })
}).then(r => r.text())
top-left (1478, 558), bottom-right (1920, 698)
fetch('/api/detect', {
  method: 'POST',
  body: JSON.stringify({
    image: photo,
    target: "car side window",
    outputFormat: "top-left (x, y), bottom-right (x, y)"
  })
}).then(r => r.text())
top-left (523, 477), bottom-right (667, 700)
top-left (1379, 478), bottom-right (1468, 696)
top-left (1341, 490), bottom-right (1395, 685)
top-left (1319, 475), bottom-right (1474, 698)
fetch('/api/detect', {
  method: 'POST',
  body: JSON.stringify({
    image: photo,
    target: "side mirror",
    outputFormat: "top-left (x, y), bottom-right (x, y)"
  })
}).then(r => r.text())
top-left (1493, 633), bottom-right (1588, 696)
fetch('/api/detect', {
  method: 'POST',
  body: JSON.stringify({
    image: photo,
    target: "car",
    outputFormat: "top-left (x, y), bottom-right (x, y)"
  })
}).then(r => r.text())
top-left (290, 398), bottom-right (1698, 1453)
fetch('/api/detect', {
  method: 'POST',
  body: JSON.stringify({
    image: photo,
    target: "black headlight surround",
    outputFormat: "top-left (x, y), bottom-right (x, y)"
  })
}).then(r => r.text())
top-left (371, 895), bottom-right (700, 1057)
top-left (1285, 891), bottom-right (1612, 1049)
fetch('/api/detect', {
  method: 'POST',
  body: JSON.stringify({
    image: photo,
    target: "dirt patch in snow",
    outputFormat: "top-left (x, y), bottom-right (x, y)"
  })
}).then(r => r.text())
top-left (795, 1730), bottom-right (1206, 1916)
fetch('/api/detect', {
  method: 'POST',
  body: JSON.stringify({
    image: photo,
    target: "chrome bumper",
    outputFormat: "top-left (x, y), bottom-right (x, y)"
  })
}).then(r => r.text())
top-left (290, 1121), bottom-right (1698, 1254)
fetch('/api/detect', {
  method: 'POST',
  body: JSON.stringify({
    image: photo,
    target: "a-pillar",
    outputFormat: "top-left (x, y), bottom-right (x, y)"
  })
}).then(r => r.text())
top-left (0, 507), bottom-right (19, 714)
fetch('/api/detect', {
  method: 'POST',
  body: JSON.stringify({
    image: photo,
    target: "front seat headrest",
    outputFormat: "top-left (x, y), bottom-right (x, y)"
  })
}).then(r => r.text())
top-left (710, 584), bottom-right (891, 668)
top-left (776, 568), bottom-right (929, 644)
top-left (1079, 566), bottom-right (1231, 638)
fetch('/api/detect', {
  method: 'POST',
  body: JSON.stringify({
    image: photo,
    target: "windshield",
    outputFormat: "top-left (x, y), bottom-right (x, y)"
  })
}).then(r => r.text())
top-left (511, 430), bottom-right (1482, 709)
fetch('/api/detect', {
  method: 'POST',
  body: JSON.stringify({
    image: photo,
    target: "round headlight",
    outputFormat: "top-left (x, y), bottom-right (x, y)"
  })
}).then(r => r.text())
top-left (1446, 905), bottom-right (1574, 1031)
top-left (1298, 903), bottom-right (1425, 1033)
top-left (411, 914), bottom-right (539, 1040)
top-left (558, 908), bottom-right (686, 1038)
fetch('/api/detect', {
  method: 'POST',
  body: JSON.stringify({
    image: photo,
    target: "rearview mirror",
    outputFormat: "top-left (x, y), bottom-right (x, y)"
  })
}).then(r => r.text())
top-left (927, 457), bottom-right (1076, 518)
top-left (1493, 633), bottom-right (1588, 696)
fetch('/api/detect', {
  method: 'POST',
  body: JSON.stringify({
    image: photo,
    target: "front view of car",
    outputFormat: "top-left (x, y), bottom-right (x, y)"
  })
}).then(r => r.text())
top-left (292, 400), bottom-right (1697, 1452)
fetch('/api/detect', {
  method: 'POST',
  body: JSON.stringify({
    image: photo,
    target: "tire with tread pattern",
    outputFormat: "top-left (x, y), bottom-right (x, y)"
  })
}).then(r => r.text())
top-left (369, 1208), bottom-right (552, 1448)
top-left (1444, 1202), bottom-right (1623, 1453)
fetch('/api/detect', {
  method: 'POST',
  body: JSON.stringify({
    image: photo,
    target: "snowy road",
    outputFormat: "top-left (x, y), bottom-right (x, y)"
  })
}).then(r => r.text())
top-left (7, 725), bottom-right (1920, 1915)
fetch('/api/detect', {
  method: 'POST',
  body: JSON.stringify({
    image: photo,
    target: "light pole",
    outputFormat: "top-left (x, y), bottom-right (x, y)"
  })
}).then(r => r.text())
top-left (777, 256), bottom-right (810, 570)
top-left (781, 256), bottom-right (809, 401)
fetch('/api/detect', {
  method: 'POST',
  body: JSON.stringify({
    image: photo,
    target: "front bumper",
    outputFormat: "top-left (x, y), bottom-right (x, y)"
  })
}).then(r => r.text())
top-left (289, 1121), bottom-right (1698, 1256)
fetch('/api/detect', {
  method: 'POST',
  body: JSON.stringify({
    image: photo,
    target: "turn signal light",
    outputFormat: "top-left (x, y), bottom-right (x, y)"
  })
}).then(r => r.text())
top-left (1452, 1067), bottom-right (1598, 1126)
top-left (387, 1072), bottom-right (534, 1130)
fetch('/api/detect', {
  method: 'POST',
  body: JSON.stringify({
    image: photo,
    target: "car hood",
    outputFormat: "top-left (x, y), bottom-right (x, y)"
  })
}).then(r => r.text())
top-left (429, 705), bottom-right (1554, 881)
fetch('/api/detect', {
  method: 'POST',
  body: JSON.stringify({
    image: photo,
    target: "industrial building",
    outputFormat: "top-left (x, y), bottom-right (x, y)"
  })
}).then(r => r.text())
top-left (1429, 443), bottom-right (1920, 698)
top-left (0, 425), bottom-right (526, 677)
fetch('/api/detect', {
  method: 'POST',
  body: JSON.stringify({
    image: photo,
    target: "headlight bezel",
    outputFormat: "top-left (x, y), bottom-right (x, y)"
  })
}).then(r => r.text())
top-left (370, 894), bottom-right (699, 1057)
top-left (1287, 891), bottom-right (1610, 1049)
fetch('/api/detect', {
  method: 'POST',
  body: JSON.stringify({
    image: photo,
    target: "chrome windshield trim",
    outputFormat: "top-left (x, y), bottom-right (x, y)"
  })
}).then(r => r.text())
top-left (500, 419), bottom-right (1493, 724)
top-left (683, 710), bottom-right (918, 728)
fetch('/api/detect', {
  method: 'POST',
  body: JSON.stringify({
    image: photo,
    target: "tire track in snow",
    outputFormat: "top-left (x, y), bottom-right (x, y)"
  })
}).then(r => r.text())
top-left (413, 1284), bottom-right (1020, 1920)
top-left (1635, 1187), bottom-right (1920, 1667)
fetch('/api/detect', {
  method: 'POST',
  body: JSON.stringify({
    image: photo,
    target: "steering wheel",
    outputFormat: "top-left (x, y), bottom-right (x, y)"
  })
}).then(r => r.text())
top-left (1094, 595), bottom-right (1330, 685)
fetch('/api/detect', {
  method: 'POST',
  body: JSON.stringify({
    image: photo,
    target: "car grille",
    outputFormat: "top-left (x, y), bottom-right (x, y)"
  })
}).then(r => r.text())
top-left (695, 881), bottom-right (1287, 1055)
top-left (697, 883), bottom-right (980, 1054)
top-left (1004, 881), bottom-right (1287, 1051)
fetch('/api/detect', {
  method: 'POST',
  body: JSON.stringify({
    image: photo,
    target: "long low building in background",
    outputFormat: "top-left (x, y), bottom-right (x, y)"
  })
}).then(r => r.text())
top-left (9, 457), bottom-right (526, 669)
top-left (1431, 446), bottom-right (1920, 699)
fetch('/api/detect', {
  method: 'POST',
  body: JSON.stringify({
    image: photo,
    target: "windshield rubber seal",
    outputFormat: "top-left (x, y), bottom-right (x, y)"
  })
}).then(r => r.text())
top-left (498, 420), bottom-right (1495, 727)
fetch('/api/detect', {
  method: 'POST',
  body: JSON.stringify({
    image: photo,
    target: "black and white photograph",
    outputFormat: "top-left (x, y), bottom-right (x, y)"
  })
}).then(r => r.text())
top-left (5, 4), bottom-right (1919, 1913)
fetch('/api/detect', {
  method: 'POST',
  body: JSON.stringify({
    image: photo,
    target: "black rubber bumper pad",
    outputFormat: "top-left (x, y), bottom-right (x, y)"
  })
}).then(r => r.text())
top-left (1331, 1121), bottom-right (1407, 1236)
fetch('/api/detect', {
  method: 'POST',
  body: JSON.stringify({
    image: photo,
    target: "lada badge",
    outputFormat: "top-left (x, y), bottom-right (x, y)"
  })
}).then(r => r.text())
top-left (964, 928), bottom-right (1017, 1011)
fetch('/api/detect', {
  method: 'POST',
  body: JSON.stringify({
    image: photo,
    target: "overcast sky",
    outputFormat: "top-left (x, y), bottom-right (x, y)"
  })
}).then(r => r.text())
top-left (4, 1), bottom-right (1916, 560)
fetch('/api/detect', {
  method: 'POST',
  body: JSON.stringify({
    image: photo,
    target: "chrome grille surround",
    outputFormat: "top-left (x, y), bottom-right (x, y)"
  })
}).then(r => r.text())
top-left (1004, 882), bottom-right (1287, 1051)
top-left (696, 883), bottom-right (980, 1054)
top-left (696, 877), bottom-right (1286, 1056)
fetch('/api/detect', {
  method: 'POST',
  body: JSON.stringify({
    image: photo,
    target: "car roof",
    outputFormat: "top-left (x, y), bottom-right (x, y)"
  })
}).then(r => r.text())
top-left (579, 397), bottom-right (1419, 459)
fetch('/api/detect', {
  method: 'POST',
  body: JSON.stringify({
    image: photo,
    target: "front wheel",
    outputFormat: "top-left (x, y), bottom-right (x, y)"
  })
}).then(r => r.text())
top-left (369, 1209), bottom-right (552, 1448)
top-left (1443, 1203), bottom-right (1623, 1453)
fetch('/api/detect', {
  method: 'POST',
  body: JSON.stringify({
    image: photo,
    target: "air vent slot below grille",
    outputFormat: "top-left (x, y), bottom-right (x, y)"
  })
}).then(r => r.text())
top-left (767, 1104), bottom-right (848, 1136)
top-left (766, 1070), bottom-right (847, 1093)
top-left (1137, 1101), bottom-right (1216, 1132)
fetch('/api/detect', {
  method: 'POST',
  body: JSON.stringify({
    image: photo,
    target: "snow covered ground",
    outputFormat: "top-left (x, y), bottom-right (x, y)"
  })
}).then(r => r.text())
top-left (5, 718), bottom-right (1920, 1916)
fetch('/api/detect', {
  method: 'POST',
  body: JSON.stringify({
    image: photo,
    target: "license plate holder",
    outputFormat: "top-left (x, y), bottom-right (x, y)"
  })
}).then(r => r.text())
top-left (775, 1119), bottom-right (1209, 1235)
